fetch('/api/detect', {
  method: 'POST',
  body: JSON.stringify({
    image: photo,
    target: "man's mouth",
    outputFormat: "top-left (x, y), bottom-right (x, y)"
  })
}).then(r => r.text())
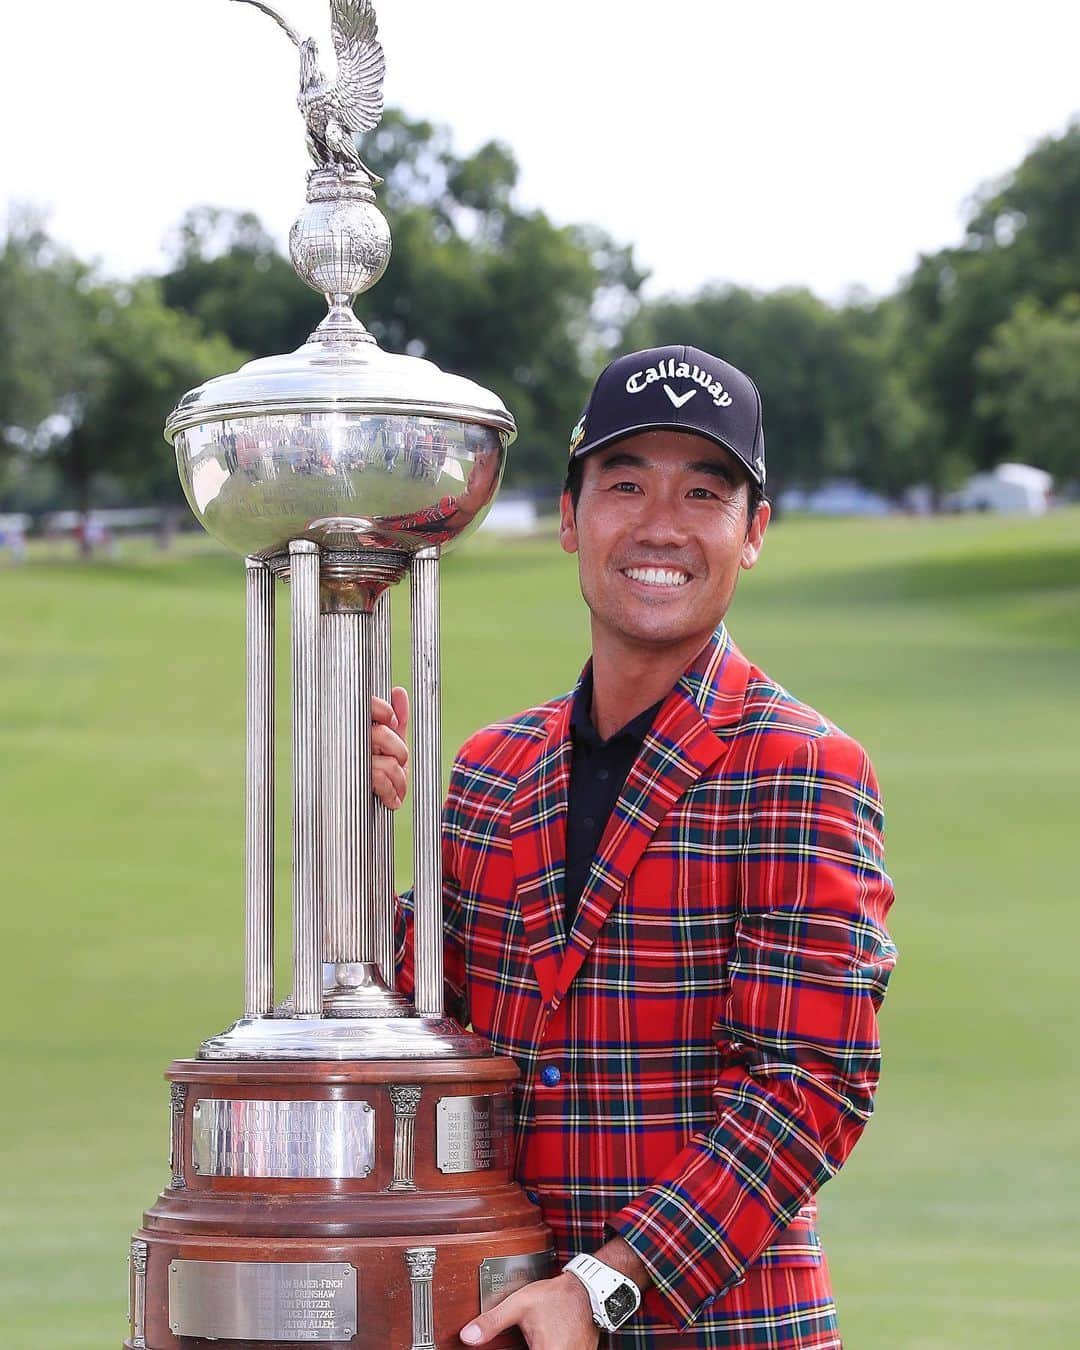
top-left (620, 566), bottom-right (692, 588)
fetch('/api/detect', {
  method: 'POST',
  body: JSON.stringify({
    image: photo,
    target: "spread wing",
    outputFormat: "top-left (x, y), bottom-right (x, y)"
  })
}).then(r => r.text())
top-left (330, 0), bottom-right (386, 133)
top-left (230, 0), bottom-right (302, 47)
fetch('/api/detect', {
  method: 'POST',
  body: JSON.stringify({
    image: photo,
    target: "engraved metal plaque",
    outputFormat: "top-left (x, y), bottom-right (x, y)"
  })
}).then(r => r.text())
top-left (435, 1094), bottom-right (509, 1174)
top-left (192, 1098), bottom-right (375, 1178)
top-left (478, 1251), bottom-right (555, 1313)
top-left (169, 1260), bottom-right (357, 1341)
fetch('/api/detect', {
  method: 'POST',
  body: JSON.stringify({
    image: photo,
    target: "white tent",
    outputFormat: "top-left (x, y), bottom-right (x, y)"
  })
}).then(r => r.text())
top-left (949, 463), bottom-right (1053, 516)
top-left (479, 494), bottom-right (538, 535)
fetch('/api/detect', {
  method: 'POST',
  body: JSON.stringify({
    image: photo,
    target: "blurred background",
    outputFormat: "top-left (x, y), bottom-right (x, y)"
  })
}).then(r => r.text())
top-left (1, 2), bottom-right (1077, 1346)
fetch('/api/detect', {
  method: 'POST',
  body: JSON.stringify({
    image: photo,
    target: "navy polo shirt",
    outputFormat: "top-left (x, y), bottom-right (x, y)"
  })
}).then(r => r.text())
top-left (565, 671), bottom-right (662, 931)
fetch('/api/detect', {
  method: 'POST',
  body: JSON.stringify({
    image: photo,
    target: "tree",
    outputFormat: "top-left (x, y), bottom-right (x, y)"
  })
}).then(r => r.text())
top-left (975, 296), bottom-right (1080, 483)
top-left (52, 280), bottom-right (243, 531)
top-left (1, 213), bottom-right (243, 532)
top-left (899, 119), bottom-right (1080, 476)
top-left (161, 206), bottom-right (322, 359)
top-left (0, 208), bottom-right (96, 488)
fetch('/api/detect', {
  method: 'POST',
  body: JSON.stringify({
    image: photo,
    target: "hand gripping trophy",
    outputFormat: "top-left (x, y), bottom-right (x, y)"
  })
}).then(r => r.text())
top-left (126, 3), bottom-right (553, 1345)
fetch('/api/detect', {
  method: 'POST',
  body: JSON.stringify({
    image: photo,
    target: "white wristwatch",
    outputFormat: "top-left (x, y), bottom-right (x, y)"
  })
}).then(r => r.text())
top-left (564, 1253), bottom-right (642, 1332)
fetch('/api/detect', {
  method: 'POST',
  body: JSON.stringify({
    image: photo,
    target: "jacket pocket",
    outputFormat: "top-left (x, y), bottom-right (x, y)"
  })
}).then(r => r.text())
top-left (754, 1211), bottom-right (823, 1268)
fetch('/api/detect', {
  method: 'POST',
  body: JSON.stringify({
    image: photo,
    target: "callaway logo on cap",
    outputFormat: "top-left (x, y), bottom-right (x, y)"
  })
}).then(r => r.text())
top-left (568, 345), bottom-right (766, 487)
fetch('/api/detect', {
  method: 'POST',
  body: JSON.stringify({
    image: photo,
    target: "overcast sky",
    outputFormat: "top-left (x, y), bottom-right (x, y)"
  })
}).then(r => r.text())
top-left (5, 1), bottom-right (1079, 302)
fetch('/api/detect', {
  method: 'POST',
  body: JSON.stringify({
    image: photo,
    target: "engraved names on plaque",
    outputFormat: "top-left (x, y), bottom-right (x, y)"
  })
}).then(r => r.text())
top-left (478, 1251), bottom-right (555, 1313)
top-left (168, 1260), bottom-right (357, 1342)
top-left (436, 1094), bottom-right (509, 1175)
top-left (191, 1099), bottom-right (375, 1179)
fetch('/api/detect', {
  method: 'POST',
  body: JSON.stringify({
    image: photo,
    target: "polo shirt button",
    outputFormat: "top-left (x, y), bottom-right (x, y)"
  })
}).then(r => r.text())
top-left (596, 769), bottom-right (610, 781)
top-left (540, 1066), bottom-right (562, 1087)
top-left (583, 817), bottom-right (595, 829)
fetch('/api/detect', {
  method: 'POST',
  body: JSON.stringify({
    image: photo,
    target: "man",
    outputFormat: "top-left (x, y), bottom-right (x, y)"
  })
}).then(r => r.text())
top-left (372, 346), bottom-right (897, 1348)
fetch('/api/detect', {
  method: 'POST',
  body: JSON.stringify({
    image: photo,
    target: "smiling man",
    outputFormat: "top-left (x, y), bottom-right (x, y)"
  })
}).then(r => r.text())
top-left (374, 345), bottom-right (897, 1348)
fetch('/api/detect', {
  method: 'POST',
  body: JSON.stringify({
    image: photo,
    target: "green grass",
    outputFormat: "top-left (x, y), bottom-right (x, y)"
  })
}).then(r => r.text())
top-left (1, 510), bottom-right (1078, 1348)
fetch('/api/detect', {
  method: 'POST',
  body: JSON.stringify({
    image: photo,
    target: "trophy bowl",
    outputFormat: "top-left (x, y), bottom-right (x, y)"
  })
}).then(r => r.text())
top-left (167, 344), bottom-right (513, 560)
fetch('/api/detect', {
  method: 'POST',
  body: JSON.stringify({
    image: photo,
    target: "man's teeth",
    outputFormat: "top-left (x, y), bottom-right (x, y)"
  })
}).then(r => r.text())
top-left (623, 567), bottom-right (690, 587)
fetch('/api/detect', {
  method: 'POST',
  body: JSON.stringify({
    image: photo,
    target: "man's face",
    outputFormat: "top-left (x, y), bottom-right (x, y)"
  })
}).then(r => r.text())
top-left (559, 431), bottom-right (769, 654)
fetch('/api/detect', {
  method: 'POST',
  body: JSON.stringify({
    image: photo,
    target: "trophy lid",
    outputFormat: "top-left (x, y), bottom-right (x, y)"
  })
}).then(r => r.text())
top-left (164, 336), bottom-right (517, 444)
top-left (164, 330), bottom-right (515, 560)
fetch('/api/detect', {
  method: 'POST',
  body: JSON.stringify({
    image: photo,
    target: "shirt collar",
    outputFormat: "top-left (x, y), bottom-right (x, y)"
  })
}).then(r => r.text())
top-left (570, 667), bottom-right (663, 750)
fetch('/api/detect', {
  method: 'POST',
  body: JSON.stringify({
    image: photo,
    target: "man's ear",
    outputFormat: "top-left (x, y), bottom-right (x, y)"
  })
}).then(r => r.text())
top-left (740, 499), bottom-right (771, 570)
top-left (559, 489), bottom-right (579, 555)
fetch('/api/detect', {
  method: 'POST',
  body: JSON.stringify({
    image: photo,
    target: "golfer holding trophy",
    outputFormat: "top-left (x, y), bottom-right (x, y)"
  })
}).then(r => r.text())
top-left (127, 3), bottom-right (896, 1347)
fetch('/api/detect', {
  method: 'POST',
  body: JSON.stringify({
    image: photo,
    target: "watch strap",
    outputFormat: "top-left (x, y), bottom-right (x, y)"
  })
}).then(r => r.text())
top-left (564, 1253), bottom-right (641, 1331)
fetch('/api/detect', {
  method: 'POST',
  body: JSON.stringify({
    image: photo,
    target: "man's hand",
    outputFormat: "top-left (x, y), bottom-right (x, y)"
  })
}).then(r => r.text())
top-left (372, 686), bottom-right (409, 809)
top-left (459, 1272), bottom-right (597, 1349)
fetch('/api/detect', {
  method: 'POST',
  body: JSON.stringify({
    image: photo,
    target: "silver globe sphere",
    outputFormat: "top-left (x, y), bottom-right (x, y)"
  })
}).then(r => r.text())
top-left (289, 172), bottom-right (392, 313)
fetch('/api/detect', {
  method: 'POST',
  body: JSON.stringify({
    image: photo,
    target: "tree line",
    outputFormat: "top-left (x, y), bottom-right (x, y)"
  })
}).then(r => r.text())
top-left (2, 110), bottom-right (1079, 521)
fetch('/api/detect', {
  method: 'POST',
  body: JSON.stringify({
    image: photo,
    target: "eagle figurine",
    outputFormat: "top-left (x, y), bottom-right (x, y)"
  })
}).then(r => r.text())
top-left (232, 0), bottom-right (386, 182)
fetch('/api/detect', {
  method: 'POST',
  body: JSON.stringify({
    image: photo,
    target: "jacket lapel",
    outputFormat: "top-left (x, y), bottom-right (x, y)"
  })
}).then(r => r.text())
top-left (509, 695), bottom-right (574, 1009)
top-left (553, 626), bottom-right (750, 1010)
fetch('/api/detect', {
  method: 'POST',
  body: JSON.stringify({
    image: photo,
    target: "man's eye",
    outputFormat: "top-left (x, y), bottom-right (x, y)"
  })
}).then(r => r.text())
top-left (687, 486), bottom-right (720, 499)
top-left (612, 480), bottom-right (641, 493)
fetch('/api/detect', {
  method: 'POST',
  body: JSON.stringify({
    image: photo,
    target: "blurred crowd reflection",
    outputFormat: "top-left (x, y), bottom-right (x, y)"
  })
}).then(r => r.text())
top-left (204, 413), bottom-right (494, 488)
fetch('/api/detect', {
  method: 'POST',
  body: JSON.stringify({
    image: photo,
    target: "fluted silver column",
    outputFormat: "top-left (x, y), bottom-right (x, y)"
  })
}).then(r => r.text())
top-left (289, 540), bottom-right (322, 1017)
top-left (410, 549), bottom-right (443, 1018)
top-left (404, 1248), bottom-right (437, 1350)
top-left (244, 558), bottom-right (275, 1017)
top-left (320, 610), bottom-right (373, 964)
top-left (388, 1084), bottom-right (422, 1191)
top-left (129, 1238), bottom-right (148, 1349)
top-left (371, 588), bottom-right (396, 984)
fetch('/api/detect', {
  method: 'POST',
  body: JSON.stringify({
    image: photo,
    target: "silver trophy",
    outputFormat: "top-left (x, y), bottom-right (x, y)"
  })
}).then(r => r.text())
top-left (128, 4), bottom-right (552, 1346)
top-left (166, 0), bottom-right (511, 1056)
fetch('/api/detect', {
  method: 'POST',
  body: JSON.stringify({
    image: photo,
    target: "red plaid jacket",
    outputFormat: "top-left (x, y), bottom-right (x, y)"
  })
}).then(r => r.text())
top-left (399, 625), bottom-right (896, 1347)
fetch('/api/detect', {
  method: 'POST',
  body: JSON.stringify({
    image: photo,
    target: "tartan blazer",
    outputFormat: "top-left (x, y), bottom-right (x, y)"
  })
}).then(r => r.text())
top-left (398, 625), bottom-right (897, 1348)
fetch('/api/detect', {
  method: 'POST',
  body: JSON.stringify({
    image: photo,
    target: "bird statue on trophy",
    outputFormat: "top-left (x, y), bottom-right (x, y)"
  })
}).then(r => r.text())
top-left (232, 0), bottom-right (386, 183)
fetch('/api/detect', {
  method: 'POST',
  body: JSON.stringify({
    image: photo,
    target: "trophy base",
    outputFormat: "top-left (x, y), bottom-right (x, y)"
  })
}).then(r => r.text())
top-left (126, 1055), bottom-right (553, 1348)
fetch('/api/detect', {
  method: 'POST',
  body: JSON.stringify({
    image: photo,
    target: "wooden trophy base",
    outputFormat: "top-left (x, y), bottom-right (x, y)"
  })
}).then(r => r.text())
top-left (126, 1055), bottom-right (552, 1349)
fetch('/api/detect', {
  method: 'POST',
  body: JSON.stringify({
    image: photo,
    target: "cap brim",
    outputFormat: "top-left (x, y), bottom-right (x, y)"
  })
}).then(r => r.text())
top-left (571, 422), bottom-right (763, 488)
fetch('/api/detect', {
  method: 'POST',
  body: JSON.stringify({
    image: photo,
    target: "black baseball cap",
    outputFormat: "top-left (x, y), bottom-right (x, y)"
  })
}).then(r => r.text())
top-left (568, 345), bottom-right (766, 487)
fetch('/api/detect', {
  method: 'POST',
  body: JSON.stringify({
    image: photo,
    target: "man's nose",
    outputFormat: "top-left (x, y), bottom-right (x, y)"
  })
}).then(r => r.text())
top-left (634, 492), bottom-right (689, 546)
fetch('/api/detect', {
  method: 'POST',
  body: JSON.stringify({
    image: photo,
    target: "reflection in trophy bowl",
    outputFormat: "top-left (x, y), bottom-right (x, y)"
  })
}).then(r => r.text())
top-left (172, 412), bottom-right (507, 559)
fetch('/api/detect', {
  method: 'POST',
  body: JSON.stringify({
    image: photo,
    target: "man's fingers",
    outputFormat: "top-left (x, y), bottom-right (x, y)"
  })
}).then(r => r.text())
top-left (459, 1286), bottom-right (527, 1344)
top-left (372, 723), bottom-right (409, 767)
top-left (372, 724), bottom-right (408, 812)
top-left (373, 757), bottom-right (407, 809)
top-left (371, 688), bottom-right (410, 810)
top-left (371, 694), bottom-right (399, 729)
top-left (390, 685), bottom-right (410, 737)
top-left (460, 1275), bottom-right (597, 1349)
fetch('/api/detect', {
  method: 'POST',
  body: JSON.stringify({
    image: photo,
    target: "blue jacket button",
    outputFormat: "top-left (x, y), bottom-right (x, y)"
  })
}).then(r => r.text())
top-left (541, 1066), bottom-right (562, 1087)
top-left (526, 1190), bottom-right (540, 1205)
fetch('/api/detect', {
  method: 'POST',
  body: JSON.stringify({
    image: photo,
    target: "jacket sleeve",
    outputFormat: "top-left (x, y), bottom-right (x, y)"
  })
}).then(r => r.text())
top-left (394, 759), bottom-right (471, 1027)
top-left (609, 733), bottom-right (897, 1328)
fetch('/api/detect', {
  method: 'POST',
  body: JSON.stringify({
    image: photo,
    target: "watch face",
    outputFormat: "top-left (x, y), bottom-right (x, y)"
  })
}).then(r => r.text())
top-left (604, 1283), bottom-right (638, 1327)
